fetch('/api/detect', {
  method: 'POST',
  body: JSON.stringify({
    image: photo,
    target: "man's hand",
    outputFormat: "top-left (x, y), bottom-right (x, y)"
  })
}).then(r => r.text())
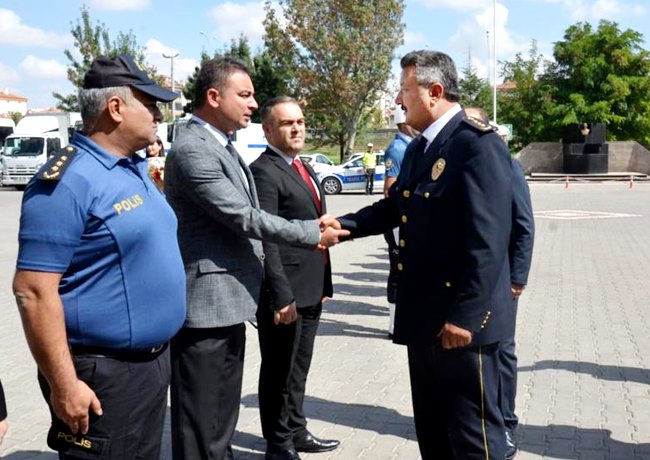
top-left (0, 418), bottom-right (7, 446)
top-left (511, 283), bottom-right (525, 298)
top-left (318, 226), bottom-right (350, 250)
top-left (274, 302), bottom-right (298, 325)
top-left (437, 322), bottom-right (473, 349)
top-left (50, 379), bottom-right (102, 434)
top-left (319, 214), bottom-right (342, 230)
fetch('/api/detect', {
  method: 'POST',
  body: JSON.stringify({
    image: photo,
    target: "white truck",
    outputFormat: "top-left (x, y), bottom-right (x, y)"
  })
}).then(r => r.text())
top-left (1, 112), bottom-right (82, 188)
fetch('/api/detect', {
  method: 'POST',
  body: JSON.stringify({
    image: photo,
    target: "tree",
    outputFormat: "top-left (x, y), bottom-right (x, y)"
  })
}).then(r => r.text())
top-left (54, 4), bottom-right (156, 111)
top-left (181, 36), bottom-right (287, 122)
top-left (498, 41), bottom-right (556, 148)
top-left (546, 20), bottom-right (650, 145)
top-left (264, 0), bottom-right (405, 161)
top-left (459, 49), bottom-right (492, 112)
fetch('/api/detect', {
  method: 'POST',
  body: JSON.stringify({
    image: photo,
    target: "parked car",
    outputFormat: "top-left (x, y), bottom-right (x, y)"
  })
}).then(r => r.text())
top-left (317, 152), bottom-right (385, 194)
top-left (299, 153), bottom-right (335, 174)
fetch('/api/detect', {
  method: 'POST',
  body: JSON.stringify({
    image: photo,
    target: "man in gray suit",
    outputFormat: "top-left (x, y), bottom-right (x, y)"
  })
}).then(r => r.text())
top-left (164, 57), bottom-right (348, 460)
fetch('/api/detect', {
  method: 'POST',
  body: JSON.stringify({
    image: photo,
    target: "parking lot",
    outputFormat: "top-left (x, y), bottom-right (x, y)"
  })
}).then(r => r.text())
top-left (1, 182), bottom-right (650, 459)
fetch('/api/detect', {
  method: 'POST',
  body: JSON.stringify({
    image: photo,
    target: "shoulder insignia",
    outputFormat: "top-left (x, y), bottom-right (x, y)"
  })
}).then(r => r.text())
top-left (36, 146), bottom-right (77, 181)
top-left (385, 159), bottom-right (393, 169)
top-left (463, 116), bottom-right (494, 133)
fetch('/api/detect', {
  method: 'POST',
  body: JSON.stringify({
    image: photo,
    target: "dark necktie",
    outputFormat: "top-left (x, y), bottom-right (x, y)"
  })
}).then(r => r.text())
top-left (291, 157), bottom-right (321, 212)
top-left (225, 140), bottom-right (239, 162)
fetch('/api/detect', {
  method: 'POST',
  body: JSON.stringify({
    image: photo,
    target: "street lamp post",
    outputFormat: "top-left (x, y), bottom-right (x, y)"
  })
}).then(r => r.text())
top-left (492, 0), bottom-right (497, 123)
top-left (162, 52), bottom-right (179, 120)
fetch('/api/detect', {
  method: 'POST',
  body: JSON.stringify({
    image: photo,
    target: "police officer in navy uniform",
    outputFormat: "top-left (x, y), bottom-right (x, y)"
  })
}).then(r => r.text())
top-left (332, 50), bottom-right (514, 459)
top-left (13, 54), bottom-right (185, 459)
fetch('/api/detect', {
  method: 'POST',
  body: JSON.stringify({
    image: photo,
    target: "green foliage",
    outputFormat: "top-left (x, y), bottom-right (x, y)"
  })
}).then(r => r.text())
top-left (498, 41), bottom-right (556, 148)
top-left (264, 0), bottom-right (405, 161)
top-left (54, 4), bottom-right (157, 111)
top-left (459, 50), bottom-right (492, 113)
top-left (545, 20), bottom-right (650, 144)
top-left (181, 36), bottom-right (287, 122)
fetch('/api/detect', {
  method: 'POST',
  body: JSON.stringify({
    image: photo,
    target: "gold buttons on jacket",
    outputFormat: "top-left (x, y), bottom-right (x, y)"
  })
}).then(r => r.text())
top-left (401, 215), bottom-right (408, 224)
top-left (399, 239), bottom-right (406, 248)
top-left (424, 192), bottom-right (431, 199)
top-left (397, 263), bottom-right (404, 271)
top-left (403, 190), bottom-right (411, 198)
top-left (444, 281), bottom-right (451, 288)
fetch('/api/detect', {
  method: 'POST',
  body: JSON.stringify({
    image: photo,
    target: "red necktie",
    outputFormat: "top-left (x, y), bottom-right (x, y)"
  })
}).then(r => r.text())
top-left (292, 157), bottom-right (321, 213)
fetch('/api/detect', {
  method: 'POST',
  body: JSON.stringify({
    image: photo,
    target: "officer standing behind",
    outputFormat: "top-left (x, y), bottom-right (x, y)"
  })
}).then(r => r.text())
top-left (250, 97), bottom-right (339, 460)
top-left (330, 50), bottom-right (514, 459)
top-left (362, 143), bottom-right (377, 194)
top-left (12, 54), bottom-right (185, 459)
top-left (383, 107), bottom-right (415, 338)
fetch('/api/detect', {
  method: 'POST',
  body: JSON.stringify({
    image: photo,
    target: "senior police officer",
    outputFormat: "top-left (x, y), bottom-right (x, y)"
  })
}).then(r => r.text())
top-left (330, 50), bottom-right (514, 459)
top-left (12, 54), bottom-right (185, 459)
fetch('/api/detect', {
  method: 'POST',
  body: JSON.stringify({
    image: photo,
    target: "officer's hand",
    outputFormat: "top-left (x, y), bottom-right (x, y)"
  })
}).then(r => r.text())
top-left (318, 226), bottom-right (350, 250)
top-left (274, 302), bottom-right (298, 325)
top-left (511, 283), bottom-right (525, 298)
top-left (437, 322), bottom-right (473, 349)
top-left (51, 379), bottom-right (103, 434)
top-left (0, 418), bottom-right (8, 446)
top-left (319, 214), bottom-right (342, 230)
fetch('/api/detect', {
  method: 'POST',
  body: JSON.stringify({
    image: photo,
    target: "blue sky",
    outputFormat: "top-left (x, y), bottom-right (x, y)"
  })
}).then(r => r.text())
top-left (1, 0), bottom-right (649, 109)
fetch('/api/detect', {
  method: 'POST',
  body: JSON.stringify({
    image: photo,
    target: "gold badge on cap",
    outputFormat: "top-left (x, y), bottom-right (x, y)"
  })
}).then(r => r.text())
top-left (431, 158), bottom-right (446, 181)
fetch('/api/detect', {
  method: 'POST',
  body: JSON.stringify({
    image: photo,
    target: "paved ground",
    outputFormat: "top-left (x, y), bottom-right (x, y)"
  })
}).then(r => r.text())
top-left (1, 181), bottom-right (650, 459)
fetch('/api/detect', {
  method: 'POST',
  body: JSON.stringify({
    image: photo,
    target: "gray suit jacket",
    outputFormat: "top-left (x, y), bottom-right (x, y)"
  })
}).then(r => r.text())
top-left (165, 119), bottom-right (320, 328)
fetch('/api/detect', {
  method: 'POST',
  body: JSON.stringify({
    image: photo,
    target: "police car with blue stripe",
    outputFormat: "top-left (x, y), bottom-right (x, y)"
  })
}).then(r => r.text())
top-left (317, 152), bottom-right (385, 194)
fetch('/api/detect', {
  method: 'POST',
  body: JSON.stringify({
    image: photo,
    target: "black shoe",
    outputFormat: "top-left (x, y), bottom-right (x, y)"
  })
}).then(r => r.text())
top-left (505, 429), bottom-right (518, 460)
top-left (265, 447), bottom-right (301, 460)
top-left (293, 431), bottom-right (340, 453)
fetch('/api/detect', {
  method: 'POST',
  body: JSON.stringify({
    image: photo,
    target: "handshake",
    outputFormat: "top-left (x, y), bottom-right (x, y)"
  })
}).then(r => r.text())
top-left (317, 214), bottom-right (350, 250)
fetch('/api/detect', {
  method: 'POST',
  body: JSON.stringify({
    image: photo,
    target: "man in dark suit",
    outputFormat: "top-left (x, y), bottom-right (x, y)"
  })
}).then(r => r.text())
top-left (165, 59), bottom-right (348, 460)
top-left (502, 159), bottom-right (535, 459)
top-left (250, 96), bottom-right (340, 460)
top-left (329, 50), bottom-right (514, 459)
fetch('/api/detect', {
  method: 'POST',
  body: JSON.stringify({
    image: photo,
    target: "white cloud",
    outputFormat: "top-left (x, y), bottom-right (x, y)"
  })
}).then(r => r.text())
top-left (88, 0), bottom-right (151, 11)
top-left (541, 0), bottom-right (645, 21)
top-left (413, 0), bottom-right (492, 11)
top-left (404, 31), bottom-right (426, 46)
top-left (0, 9), bottom-right (71, 48)
top-left (145, 39), bottom-right (198, 83)
top-left (0, 62), bottom-right (20, 88)
top-left (448, 3), bottom-right (530, 83)
top-left (208, 1), bottom-right (269, 47)
top-left (20, 56), bottom-right (67, 79)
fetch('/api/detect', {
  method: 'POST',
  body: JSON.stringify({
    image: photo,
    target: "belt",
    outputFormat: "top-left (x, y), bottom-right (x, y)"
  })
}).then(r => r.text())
top-left (70, 342), bottom-right (168, 361)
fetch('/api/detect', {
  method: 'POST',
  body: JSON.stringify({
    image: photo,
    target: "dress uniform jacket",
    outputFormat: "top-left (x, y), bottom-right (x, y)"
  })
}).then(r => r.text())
top-left (339, 110), bottom-right (514, 346)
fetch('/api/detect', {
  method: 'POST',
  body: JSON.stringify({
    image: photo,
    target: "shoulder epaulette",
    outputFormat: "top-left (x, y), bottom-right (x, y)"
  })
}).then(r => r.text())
top-left (36, 146), bottom-right (77, 181)
top-left (462, 116), bottom-right (494, 133)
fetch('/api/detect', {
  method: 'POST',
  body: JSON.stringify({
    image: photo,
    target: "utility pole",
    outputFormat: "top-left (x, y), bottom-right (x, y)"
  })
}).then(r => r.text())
top-left (492, 0), bottom-right (498, 123)
top-left (162, 52), bottom-right (179, 120)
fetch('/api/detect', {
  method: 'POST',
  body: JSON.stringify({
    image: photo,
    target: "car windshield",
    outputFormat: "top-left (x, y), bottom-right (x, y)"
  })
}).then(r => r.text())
top-left (4, 137), bottom-right (44, 156)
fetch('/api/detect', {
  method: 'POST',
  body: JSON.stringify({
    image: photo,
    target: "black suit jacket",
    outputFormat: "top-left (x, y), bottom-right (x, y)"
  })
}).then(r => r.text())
top-left (339, 110), bottom-right (514, 346)
top-left (510, 159), bottom-right (534, 286)
top-left (250, 149), bottom-right (333, 310)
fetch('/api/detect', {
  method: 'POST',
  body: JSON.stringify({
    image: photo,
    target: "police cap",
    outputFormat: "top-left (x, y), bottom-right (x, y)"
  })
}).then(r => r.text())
top-left (84, 54), bottom-right (178, 103)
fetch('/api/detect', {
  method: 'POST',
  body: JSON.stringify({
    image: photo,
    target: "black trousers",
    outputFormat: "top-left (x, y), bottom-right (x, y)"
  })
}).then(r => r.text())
top-left (365, 169), bottom-right (376, 194)
top-left (39, 347), bottom-right (170, 460)
top-left (257, 303), bottom-right (322, 450)
top-left (498, 299), bottom-right (519, 431)
top-left (407, 342), bottom-right (505, 460)
top-left (170, 324), bottom-right (246, 460)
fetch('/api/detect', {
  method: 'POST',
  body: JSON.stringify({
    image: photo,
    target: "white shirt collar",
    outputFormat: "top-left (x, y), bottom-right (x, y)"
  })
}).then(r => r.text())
top-left (420, 103), bottom-right (462, 151)
top-left (191, 115), bottom-right (229, 148)
top-left (268, 144), bottom-right (297, 165)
